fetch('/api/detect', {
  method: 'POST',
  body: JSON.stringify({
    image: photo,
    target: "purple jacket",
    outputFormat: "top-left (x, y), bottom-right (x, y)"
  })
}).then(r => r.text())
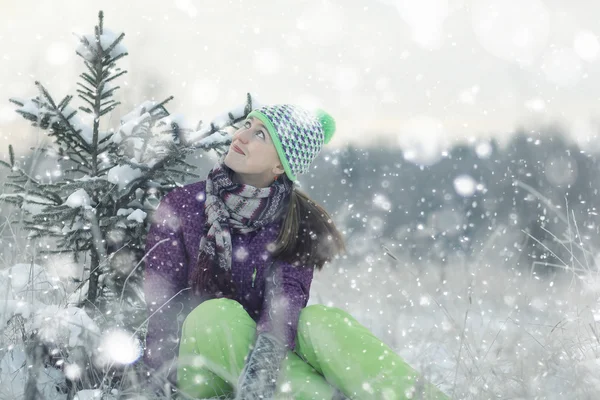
top-left (142, 180), bottom-right (314, 375)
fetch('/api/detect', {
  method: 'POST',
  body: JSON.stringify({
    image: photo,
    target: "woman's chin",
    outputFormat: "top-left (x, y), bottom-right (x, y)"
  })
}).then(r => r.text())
top-left (224, 154), bottom-right (244, 172)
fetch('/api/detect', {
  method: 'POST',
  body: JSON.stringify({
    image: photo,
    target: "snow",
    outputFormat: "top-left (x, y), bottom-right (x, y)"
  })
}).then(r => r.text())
top-left (16, 97), bottom-right (41, 118)
top-left (310, 256), bottom-right (600, 398)
top-left (525, 97), bottom-right (546, 112)
top-left (191, 79), bottom-right (220, 106)
top-left (33, 306), bottom-right (100, 348)
top-left (74, 175), bottom-right (102, 182)
top-left (100, 82), bottom-right (114, 96)
top-left (0, 193), bottom-right (54, 215)
top-left (453, 175), bottom-right (478, 197)
top-left (116, 208), bottom-right (134, 216)
top-left (75, 28), bottom-right (127, 63)
top-left (194, 129), bottom-right (231, 148)
top-left (155, 113), bottom-right (193, 131)
top-left (253, 48), bottom-right (282, 75)
top-left (126, 209), bottom-right (147, 223)
top-left (0, 263), bottom-right (64, 317)
top-left (471, 0), bottom-right (550, 65)
top-left (0, 344), bottom-right (66, 400)
top-left (540, 47), bottom-right (583, 88)
top-left (65, 188), bottom-right (92, 208)
top-left (296, 1), bottom-right (345, 47)
top-left (119, 112), bottom-right (150, 137)
top-left (574, 31), bottom-right (600, 62)
top-left (107, 164), bottom-right (143, 190)
top-left (372, 193), bottom-right (392, 211)
top-left (121, 101), bottom-right (157, 124)
top-left (46, 41), bottom-right (70, 66)
top-left (0, 300), bottom-right (31, 325)
top-left (96, 329), bottom-right (143, 366)
top-left (186, 93), bottom-right (263, 145)
top-left (544, 155), bottom-right (578, 186)
top-left (73, 389), bottom-right (103, 400)
top-left (397, 115), bottom-right (448, 166)
top-left (394, 0), bottom-right (448, 49)
top-left (475, 141), bottom-right (492, 159)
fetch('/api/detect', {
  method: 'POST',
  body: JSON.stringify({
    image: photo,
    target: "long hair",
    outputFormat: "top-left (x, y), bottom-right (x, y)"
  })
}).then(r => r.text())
top-left (271, 181), bottom-right (346, 270)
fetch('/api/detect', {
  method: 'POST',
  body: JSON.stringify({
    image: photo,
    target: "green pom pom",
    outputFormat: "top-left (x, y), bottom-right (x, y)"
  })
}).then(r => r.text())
top-left (315, 109), bottom-right (336, 144)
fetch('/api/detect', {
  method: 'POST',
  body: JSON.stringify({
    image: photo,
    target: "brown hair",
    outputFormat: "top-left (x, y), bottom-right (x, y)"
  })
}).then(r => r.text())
top-left (272, 184), bottom-right (346, 270)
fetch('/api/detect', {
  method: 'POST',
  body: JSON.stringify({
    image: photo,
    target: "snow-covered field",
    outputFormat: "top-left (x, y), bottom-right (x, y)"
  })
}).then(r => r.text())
top-left (1, 233), bottom-right (599, 399)
top-left (311, 249), bottom-right (600, 399)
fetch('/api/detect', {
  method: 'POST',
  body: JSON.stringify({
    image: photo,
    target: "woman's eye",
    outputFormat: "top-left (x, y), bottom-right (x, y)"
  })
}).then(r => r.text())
top-left (257, 131), bottom-right (265, 139)
top-left (244, 121), bottom-right (251, 128)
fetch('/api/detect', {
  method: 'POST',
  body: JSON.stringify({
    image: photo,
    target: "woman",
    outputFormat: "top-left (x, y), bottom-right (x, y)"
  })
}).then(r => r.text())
top-left (142, 104), bottom-right (448, 399)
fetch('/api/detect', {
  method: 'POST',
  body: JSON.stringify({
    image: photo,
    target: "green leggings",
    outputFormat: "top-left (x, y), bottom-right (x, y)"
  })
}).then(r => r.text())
top-left (176, 299), bottom-right (448, 399)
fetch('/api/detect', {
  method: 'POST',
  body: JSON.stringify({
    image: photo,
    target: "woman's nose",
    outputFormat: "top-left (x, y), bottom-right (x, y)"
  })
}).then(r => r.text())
top-left (234, 128), bottom-right (250, 143)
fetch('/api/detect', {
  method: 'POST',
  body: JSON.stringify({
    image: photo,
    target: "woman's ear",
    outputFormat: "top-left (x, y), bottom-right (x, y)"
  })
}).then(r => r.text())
top-left (273, 163), bottom-right (285, 176)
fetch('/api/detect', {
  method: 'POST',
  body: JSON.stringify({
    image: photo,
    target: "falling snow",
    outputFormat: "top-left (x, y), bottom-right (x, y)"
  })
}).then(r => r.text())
top-left (2, 2), bottom-right (600, 399)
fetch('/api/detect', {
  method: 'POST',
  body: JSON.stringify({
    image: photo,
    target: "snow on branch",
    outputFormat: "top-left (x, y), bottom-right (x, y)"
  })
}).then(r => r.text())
top-left (186, 92), bottom-right (263, 148)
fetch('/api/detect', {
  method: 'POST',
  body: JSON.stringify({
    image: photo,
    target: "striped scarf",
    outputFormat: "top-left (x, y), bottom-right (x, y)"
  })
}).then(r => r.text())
top-left (192, 158), bottom-right (292, 297)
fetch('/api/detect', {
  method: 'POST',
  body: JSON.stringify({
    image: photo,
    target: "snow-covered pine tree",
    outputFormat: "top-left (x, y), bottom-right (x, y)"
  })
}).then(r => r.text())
top-left (0, 10), bottom-right (258, 335)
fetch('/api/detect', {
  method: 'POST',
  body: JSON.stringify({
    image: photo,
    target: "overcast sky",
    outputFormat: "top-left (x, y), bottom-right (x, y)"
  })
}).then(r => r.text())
top-left (1, 0), bottom-right (599, 160)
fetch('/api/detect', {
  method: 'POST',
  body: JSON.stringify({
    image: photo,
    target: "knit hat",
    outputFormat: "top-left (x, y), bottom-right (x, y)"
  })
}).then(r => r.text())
top-left (247, 104), bottom-right (336, 182)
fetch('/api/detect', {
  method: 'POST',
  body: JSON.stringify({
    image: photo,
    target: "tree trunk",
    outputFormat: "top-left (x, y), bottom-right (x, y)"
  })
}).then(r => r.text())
top-left (24, 341), bottom-right (45, 400)
top-left (87, 247), bottom-right (100, 306)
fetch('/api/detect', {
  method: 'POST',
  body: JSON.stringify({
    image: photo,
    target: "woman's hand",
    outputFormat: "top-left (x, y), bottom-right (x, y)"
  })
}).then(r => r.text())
top-left (235, 333), bottom-right (287, 400)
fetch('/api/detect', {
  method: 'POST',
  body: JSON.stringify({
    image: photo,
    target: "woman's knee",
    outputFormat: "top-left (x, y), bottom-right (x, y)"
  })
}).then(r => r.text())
top-left (299, 304), bottom-right (330, 324)
top-left (183, 298), bottom-right (246, 328)
top-left (299, 304), bottom-right (345, 332)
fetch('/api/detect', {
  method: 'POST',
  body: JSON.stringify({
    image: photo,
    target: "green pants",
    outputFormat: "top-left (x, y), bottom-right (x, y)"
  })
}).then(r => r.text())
top-left (177, 299), bottom-right (448, 399)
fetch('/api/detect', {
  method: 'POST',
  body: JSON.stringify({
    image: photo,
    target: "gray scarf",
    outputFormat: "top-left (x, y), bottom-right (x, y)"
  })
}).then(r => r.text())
top-left (192, 158), bottom-right (292, 296)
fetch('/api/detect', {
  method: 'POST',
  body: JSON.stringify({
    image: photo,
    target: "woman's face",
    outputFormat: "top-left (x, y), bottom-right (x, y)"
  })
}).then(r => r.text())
top-left (224, 117), bottom-right (285, 188)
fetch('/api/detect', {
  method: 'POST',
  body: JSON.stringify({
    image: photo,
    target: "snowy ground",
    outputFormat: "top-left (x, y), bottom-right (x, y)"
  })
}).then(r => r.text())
top-left (1, 242), bottom-right (599, 399)
top-left (310, 250), bottom-right (600, 399)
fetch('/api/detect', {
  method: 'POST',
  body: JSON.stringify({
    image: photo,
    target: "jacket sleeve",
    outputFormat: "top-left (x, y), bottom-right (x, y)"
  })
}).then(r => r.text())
top-left (142, 191), bottom-right (190, 383)
top-left (256, 261), bottom-right (314, 350)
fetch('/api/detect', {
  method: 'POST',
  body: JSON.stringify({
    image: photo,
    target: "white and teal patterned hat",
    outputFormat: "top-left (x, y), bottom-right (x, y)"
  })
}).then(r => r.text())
top-left (247, 104), bottom-right (336, 182)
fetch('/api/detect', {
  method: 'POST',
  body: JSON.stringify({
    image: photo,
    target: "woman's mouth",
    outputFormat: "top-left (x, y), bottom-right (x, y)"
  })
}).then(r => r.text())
top-left (232, 144), bottom-right (245, 155)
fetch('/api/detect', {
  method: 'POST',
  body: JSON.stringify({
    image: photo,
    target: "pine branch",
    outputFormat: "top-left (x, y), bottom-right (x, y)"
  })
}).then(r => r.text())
top-left (64, 109), bottom-right (77, 121)
top-left (104, 69), bottom-right (127, 84)
top-left (0, 196), bottom-right (21, 206)
top-left (35, 82), bottom-right (95, 165)
top-left (148, 96), bottom-right (174, 115)
top-left (38, 249), bottom-right (77, 255)
top-left (62, 168), bottom-right (90, 176)
top-left (83, 61), bottom-right (98, 82)
top-left (77, 94), bottom-right (96, 109)
top-left (76, 82), bottom-right (95, 95)
top-left (77, 36), bottom-right (101, 62)
top-left (102, 32), bottom-right (125, 58)
top-left (80, 72), bottom-right (96, 88)
top-left (99, 104), bottom-right (119, 117)
top-left (100, 87), bottom-right (119, 100)
top-left (57, 95), bottom-right (73, 111)
top-left (97, 133), bottom-right (115, 146)
top-left (105, 52), bottom-right (129, 68)
top-left (9, 144), bottom-right (15, 166)
top-left (99, 99), bottom-right (115, 108)
top-left (47, 124), bottom-right (93, 166)
top-left (76, 89), bottom-right (95, 101)
top-left (96, 164), bottom-right (116, 176)
top-left (98, 10), bottom-right (104, 35)
top-left (4, 172), bottom-right (39, 187)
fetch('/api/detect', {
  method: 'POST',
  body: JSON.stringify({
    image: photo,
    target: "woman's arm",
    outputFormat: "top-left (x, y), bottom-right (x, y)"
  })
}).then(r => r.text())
top-left (256, 260), bottom-right (315, 350)
top-left (235, 261), bottom-right (314, 399)
top-left (143, 190), bottom-right (190, 383)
